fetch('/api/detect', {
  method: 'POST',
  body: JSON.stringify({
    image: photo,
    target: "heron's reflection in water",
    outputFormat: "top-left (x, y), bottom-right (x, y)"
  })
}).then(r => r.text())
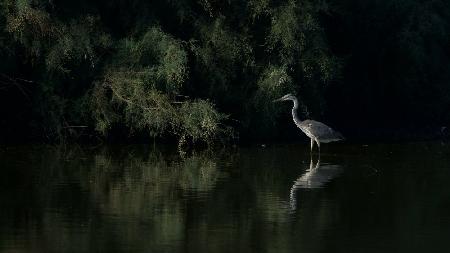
top-left (289, 157), bottom-right (342, 210)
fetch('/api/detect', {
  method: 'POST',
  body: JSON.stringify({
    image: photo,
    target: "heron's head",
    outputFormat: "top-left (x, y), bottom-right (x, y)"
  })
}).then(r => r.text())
top-left (273, 93), bottom-right (296, 102)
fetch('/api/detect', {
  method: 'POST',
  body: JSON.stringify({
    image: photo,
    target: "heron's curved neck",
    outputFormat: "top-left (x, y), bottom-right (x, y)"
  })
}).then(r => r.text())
top-left (291, 98), bottom-right (299, 110)
top-left (291, 98), bottom-right (302, 125)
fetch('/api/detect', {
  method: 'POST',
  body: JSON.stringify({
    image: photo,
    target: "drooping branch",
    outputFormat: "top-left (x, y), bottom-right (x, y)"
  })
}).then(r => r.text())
top-left (105, 82), bottom-right (158, 111)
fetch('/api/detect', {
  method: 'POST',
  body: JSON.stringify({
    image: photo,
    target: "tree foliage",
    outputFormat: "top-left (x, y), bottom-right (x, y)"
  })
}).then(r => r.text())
top-left (2, 0), bottom-right (448, 143)
top-left (0, 0), bottom-right (336, 143)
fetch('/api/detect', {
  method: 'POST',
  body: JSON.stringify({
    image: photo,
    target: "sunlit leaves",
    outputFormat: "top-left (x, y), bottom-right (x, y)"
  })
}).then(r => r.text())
top-left (177, 100), bottom-right (229, 142)
top-left (92, 28), bottom-right (228, 144)
top-left (0, 0), bottom-right (338, 142)
top-left (5, 0), bottom-right (54, 57)
top-left (45, 16), bottom-right (112, 73)
top-left (114, 28), bottom-right (187, 93)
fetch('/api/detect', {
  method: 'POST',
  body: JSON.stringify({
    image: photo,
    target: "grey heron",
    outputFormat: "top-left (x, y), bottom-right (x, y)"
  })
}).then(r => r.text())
top-left (274, 94), bottom-right (344, 152)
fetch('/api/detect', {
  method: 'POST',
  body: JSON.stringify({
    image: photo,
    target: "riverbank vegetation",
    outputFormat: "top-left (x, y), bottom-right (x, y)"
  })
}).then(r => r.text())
top-left (1, 0), bottom-right (450, 144)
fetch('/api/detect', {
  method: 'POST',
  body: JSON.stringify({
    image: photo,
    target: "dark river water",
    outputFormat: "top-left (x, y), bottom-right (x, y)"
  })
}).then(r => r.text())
top-left (1, 143), bottom-right (450, 253)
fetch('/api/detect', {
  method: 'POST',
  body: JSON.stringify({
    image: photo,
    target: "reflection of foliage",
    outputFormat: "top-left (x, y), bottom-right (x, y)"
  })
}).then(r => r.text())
top-left (0, 144), bottom-right (326, 252)
top-left (178, 154), bottom-right (221, 192)
top-left (87, 147), bottom-right (227, 249)
top-left (3, 145), bottom-right (450, 252)
top-left (90, 147), bottom-right (225, 199)
top-left (0, 145), bottom-right (229, 251)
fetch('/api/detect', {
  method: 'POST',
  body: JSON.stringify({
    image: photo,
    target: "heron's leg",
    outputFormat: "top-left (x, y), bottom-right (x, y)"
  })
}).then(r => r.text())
top-left (315, 139), bottom-right (321, 153)
top-left (310, 138), bottom-right (314, 152)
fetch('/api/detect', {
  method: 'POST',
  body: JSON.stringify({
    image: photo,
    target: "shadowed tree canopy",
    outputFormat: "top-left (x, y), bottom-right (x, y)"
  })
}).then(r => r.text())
top-left (0, 0), bottom-right (449, 144)
top-left (324, 0), bottom-right (450, 138)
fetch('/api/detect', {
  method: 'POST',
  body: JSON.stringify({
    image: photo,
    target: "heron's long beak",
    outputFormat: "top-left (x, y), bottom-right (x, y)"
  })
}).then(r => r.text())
top-left (273, 98), bottom-right (283, 102)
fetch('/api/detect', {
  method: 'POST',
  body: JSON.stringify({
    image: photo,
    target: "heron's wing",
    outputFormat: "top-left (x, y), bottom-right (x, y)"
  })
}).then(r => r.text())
top-left (302, 120), bottom-right (344, 142)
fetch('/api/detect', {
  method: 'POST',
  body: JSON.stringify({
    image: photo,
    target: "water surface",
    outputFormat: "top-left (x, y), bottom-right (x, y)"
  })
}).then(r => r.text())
top-left (1, 143), bottom-right (450, 252)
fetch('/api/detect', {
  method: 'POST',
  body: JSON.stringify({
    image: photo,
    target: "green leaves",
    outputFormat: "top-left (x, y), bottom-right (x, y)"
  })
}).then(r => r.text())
top-left (5, 0), bottom-right (54, 57)
top-left (45, 16), bottom-right (112, 74)
top-left (114, 28), bottom-right (187, 93)
top-left (0, 0), bottom-right (338, 143)
top-left (177, 100), bottom-right (229, 142)
top-left (92, 27), bottom-right (228, 145)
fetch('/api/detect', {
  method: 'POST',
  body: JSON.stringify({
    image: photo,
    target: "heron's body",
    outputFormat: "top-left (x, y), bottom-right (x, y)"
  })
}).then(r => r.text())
top-left (275, 94), bottom-right (344, 151)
